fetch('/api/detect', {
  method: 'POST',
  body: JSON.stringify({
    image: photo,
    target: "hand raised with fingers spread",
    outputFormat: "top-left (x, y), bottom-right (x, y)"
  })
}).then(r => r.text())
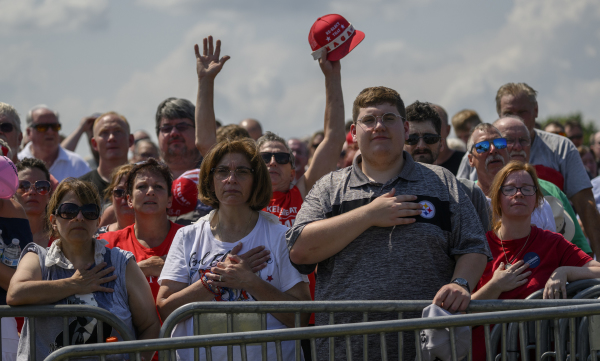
top-left (195, 36), bottom-right (230, 80)
top-left (368, 188), bottom-right (424, 228)
top-left (69, 262), bottom-right (117, 294)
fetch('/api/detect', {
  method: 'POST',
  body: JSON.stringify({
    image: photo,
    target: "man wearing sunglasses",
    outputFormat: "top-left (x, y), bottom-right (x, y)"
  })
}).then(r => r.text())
top-left (79, 112), bottom-right (134, 202)
top-left (404, 101), bottom-right (491, 232)
top-left (18, 105), bottom-right (90, 182)
top-left (467, 122), bottom-right (556, 232)
top-left (0, 102), bottom-right (23, 164)
top-left (287, 86), bottom-right (491, 360)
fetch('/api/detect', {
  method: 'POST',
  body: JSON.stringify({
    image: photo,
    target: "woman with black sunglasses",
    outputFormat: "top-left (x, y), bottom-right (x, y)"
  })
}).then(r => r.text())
top-left (7, 178), bottom-right (160, 360)
top-left (14, 158), bottom-right (53, 247)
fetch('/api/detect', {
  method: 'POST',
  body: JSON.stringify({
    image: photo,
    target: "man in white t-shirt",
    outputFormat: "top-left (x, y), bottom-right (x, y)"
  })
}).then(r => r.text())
top-left (18, 105), bottom-right (90, 182)
top-left (467, 122), bottom-right (555, 231)
top-left (457, 83), bottom-right (600, 256)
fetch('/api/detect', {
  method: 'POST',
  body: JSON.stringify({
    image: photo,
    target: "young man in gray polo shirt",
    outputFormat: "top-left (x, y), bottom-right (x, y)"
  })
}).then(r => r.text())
top-left (286, 87), bottom-right (491, 360)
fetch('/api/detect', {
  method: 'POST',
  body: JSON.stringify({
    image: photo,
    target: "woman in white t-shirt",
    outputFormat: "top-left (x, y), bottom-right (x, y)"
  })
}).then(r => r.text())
top-left (157, 138), bottom-right (311, 360)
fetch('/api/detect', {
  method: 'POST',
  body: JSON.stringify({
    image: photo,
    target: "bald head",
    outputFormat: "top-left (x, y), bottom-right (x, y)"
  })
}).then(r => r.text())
top-left (493, 117), bottom-right (531, 163)
top-left (239, 118), bottom-right (263, 141)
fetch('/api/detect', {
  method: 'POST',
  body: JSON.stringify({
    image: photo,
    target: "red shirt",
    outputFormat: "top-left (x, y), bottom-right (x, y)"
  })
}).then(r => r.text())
top-left (101, 221), bottom-right (184, 303)
top-left (472, 226), bottom-right (591, 360)
top-left (264, 185), bottom-right (316, 323)
top-left (264, 185), bottom-right (303, 227)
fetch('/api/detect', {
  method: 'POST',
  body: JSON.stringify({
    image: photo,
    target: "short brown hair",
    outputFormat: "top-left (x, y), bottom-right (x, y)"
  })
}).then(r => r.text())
top-left (352, 86), bottom-right (406, 123)
top-left (47, 178), bottom-right (101, 238)
top-left (489, 161), bottom-right (543, 232)
top-left (495, 83), bottom-right (538, 115)
top-left (451, 109), bottom-right (482, 133)
top-left (198, 138), bottom-right (271, 211)
top-left (104, 163), bottom-right (134, 201)
top-left (126, 158), bottom-right (173, 197)
top-left (216, 124), bottom-right (251, 143)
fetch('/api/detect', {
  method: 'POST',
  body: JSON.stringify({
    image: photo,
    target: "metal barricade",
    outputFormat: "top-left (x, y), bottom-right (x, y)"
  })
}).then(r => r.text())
top-left (45, 302), bottom-right (600, 361)
top-left (0, 304), bottom-right (135, 361)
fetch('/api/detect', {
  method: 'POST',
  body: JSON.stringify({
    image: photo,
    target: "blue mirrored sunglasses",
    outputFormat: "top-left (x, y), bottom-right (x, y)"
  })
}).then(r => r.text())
top-left (472, 138), bottom-right (507, 154)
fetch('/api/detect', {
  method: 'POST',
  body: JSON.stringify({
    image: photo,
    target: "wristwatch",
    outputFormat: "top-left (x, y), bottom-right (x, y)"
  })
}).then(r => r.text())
top-left (451, 278), bottom-right (470, 294)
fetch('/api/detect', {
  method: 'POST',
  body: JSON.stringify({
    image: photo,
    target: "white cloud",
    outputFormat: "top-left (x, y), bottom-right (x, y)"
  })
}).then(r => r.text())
top-left (0, 0), bottom-right (109, 32)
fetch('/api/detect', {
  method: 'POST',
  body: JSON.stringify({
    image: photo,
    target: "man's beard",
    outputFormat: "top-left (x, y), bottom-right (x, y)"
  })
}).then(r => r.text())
top-left (162, 143), bottom-right (200, 165)
top-left (411, 149), bottom-right (435, 165)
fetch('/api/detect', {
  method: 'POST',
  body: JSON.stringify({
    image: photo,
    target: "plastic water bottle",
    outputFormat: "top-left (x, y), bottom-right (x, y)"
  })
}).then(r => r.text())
top-left (2, 239), bottom-right (21, 268)
top-left (0, 230), bottom-right (6, 259)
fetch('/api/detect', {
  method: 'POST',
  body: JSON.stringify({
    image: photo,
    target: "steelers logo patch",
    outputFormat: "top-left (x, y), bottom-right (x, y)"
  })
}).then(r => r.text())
top-left (419, 200), bottom-right (435, 219)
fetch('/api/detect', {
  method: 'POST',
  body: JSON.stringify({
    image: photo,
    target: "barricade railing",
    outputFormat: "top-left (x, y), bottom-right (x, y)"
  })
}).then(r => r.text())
top-left (45, 302), bottom-right (600, 361)
top-left (0, 304), bottom-right (135, 361)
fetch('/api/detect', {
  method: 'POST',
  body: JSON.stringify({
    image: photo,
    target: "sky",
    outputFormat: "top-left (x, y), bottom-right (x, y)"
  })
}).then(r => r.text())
top-left (1, 0), bottom-right (599, 157)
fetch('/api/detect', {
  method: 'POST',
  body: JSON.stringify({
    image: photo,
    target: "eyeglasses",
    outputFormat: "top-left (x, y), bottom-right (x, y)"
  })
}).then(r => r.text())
top-left (406, 133), bottom-right (441, 146)
top-left (0, 122), bottom-right (15, 133)
top-left (505, 137), bottom-right (531, 147)
top-left (17, 180), bottom-right (51, 195)
top-left (113, 189), bottom-right (126, 199)
top-left (357, 113), bottom-right (403, 130)
top-left (472, 138), bottom-right (507, 154)
top-left (569, 134), bottom-right (583, 141)
top-left (158, 122), bottom-right (195, 134)
top-left (501, 185), bottom-right (537, 197)
top-left (55, 203), bottom-right (100, 220)
top-left (211, 166), bottom-right (254, 181)
top-left (31, 123), bottom-right (61, 133)
top-left (260, 152), bottom-right (291, 165)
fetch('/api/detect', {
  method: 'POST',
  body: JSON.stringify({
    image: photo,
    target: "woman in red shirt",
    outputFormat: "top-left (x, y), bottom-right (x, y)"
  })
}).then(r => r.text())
top-left (100, 159), bottom-right (183, 310)
top-left (471, 161), bottom-right (600, 359)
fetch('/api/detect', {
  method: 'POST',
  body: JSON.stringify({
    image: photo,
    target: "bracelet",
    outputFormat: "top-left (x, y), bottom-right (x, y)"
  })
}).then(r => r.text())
top-left (200, 270), bottom-right (221, 296)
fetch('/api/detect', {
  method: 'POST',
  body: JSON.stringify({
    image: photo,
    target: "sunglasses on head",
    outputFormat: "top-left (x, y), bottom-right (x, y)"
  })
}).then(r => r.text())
top-left (472, 138), bottom-right (507, 154)
top-left (260, 152), bottom-right (291, 165)
top-left (113, 189), bottom-right (126, 199)
top-left (55, 203), bottom-right (100, 220)
top-left (17, 180), bottom-right (51, 195)
top-left (31, 123), bottom-right (61, 133)
top-left (405, 133), bottom-right (441, 146)
top-left (0, 122), bottom-right (15, 133)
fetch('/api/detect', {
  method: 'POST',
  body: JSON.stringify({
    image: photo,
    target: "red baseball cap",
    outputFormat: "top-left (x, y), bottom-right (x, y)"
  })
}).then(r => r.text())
top-left (309, 14), bottom-right (365, 61)
top-left (168, 169), bottom-right (199, 216)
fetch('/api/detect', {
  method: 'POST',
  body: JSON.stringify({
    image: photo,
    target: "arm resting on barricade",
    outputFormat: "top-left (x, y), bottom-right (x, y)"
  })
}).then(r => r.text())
top-left (544, 260), bottom-right (600, 299)
top-left (433, 252), bottom-right (488, 312)
top-left (156, 279), bottom-right (216, 321)
top-left (126, 259), bottom-right (160, 361)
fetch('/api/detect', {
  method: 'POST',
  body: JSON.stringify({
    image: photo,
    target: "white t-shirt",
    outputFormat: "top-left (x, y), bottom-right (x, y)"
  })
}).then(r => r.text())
top-left (485, 196), bottom-right (556, 232)
top-left (158, 211), bottom-right (308, 361)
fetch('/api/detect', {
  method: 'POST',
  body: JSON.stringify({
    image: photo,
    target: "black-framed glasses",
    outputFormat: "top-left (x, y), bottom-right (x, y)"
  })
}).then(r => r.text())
top-left (211, 167), bottom-right (254, 181)
top-left (472, 138), bottom-right (507, 154)
top-left (55, 203), bottom-right (100, 220)
top-left (0, 122), bottom-right (14, 133)
top-left (158, 122), bottom-right (195, 134)
top-left (260, 152), bottom-right (291, 165)
top-left (406, 133), bottom-right (441, 146)
top-left (357, 113), bottom-right (403, 130)
top-left (113, 189), bottom-right (126, 199)
top-left (17, 180), bottom-right (51, 195)
top-left (501, 185), bottom-right (537, 197)
top-left (31, 123), bottom-right (61, 133)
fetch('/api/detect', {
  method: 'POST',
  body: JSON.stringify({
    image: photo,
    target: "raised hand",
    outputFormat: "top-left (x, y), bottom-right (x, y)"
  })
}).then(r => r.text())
top-left (318, 50), bottom-right (341, 77)
top-left (69, 262), bottom-right (117, 294)
top-left (367, 188), bottom-right (424, 228)
top-left (195, 35), bottom-right (230, 80)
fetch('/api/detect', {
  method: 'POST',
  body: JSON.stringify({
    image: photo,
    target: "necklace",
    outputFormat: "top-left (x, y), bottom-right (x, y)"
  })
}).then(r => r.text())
top-left (499, 226), bottom-right (531, 269)
top-left (213, 211), bottom-right (255, 243)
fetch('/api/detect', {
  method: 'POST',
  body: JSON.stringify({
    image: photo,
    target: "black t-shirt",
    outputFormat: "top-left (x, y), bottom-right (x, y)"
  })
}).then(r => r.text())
top-left (439, 150), bottom-right (465, 176)
top-left (79, 169), bottom-right (109, 201)
top-left (0, 217), bottom-right (34, 305)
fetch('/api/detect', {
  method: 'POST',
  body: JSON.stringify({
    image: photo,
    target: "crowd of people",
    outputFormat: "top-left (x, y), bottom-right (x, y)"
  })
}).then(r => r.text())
top-left (1, 27), bottom-right (600, 361)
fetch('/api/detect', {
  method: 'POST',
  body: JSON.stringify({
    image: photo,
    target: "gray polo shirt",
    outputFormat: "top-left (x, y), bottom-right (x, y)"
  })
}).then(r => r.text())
top-left (286, 152), bottom-right (490, 360)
